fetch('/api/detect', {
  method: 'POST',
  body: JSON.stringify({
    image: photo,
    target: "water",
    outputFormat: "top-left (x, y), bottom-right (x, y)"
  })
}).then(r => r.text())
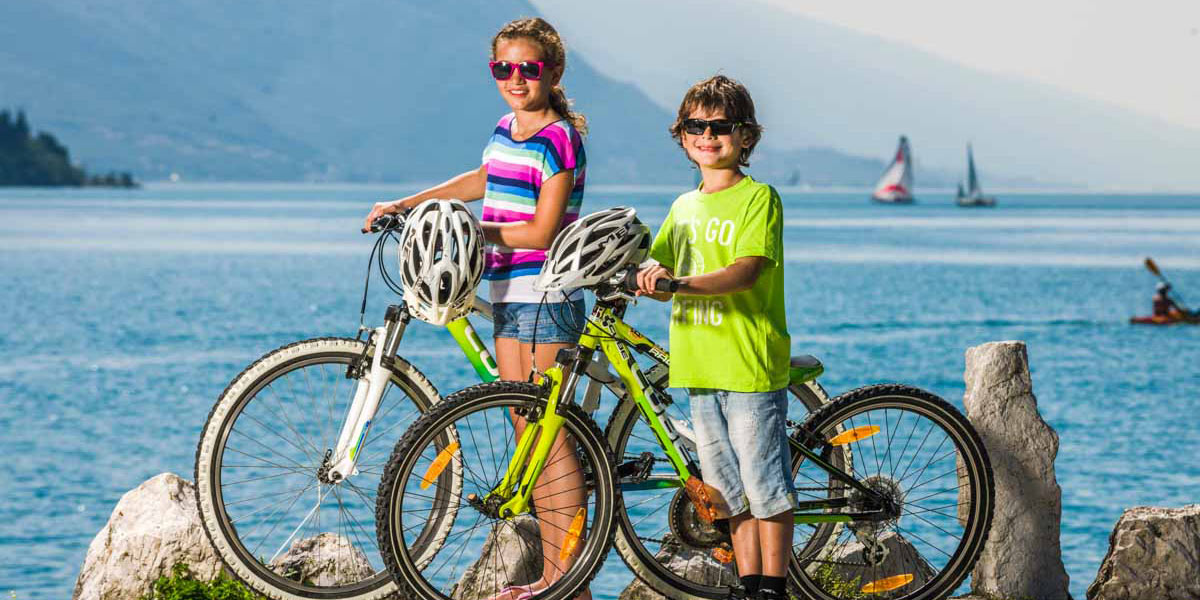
top-left (2, 184), bottom-right (1198, 599)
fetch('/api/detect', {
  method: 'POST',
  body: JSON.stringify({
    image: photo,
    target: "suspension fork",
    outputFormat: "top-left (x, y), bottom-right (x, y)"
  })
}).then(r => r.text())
top-left (488, 338), bottom-right (597, 518)
top-left (326, 304), bottom-right (409, 482)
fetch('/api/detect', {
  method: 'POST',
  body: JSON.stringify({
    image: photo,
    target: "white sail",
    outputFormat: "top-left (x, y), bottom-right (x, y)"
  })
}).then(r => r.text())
top-left (872, 136), bottom-right (914, 203)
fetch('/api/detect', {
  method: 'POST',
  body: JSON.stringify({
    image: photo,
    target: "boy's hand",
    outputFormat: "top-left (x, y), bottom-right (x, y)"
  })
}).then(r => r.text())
top-left (636, 264), bottom-right (676, 297)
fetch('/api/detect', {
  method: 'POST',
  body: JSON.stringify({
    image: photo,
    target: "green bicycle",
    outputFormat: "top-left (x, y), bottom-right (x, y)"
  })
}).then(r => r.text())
top-left (375, 269), bottom-right (995, 600)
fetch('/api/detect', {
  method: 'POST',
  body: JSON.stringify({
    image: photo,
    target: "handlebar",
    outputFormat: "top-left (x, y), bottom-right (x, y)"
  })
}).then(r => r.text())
top-left (362, 212), bottom-right (404, 234)
top-left (622, 269), bottom-right (680, 294)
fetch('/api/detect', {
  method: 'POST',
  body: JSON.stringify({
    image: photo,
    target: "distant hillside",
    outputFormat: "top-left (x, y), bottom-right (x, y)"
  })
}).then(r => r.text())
top-left (0, 109), bottom-right (135, 187)
top-left (1, 0), bottom-right (700, 183)
top-left (534, 0), bottom-right (1200, 190)
top-left (0, 0), bottom-right (994, 187)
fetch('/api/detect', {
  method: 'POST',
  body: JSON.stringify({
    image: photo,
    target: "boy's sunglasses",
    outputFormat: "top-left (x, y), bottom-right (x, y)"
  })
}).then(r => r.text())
top-left (489, 60), bottom-right (551, 81)
top-left (682, 118), bottom-right (744, 136)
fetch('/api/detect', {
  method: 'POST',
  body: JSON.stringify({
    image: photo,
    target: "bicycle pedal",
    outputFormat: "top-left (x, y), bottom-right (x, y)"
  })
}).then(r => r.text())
top-left (684, 476), bottom-right (729, 523)
top-left (711, 546), bottom-right (734, 564)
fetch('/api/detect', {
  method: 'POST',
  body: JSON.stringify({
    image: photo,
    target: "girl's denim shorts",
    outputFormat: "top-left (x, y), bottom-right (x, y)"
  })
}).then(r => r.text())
top-left (689, 387), bottom-right (798, 519)
top-left (492, 299), bottom-right (586, 344)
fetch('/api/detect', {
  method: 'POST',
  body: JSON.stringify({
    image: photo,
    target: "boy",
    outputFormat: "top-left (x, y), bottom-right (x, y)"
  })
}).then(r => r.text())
top-left (636, 75), bottom-right (793, 600)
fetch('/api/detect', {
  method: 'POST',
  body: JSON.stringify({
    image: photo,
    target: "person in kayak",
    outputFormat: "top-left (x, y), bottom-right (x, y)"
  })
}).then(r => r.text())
top-left (1152, 282), bottom-right (1188, 318)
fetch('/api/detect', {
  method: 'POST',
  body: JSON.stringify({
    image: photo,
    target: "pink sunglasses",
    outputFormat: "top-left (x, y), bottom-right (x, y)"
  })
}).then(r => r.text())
top-left (489, 60), bottom-right (552, 81)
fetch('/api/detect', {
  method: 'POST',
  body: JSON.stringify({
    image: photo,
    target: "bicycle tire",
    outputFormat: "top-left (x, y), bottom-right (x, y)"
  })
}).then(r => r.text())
top-left (608, 381), bottom-right (847, 600)
top-left (195, 337), bottom-right (449, 600)
top-left (376, 381), bottom-right (619, 600)
top-left (789, 384), bottom-right (994, 600)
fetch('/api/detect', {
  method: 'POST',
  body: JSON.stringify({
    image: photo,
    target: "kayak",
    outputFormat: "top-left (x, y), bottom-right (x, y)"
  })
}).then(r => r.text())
top-left (1130, 314), bottom-right (1200, 325)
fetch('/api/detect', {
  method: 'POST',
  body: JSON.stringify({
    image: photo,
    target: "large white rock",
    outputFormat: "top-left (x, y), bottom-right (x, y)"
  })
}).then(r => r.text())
top-left (73, 473), bottom-right (223, 600)
top-left (619, 534), bottom-right (735, 600)
top-left (1087, 505), bottom-right (1200, 600)
top-left (269, 532), bottom-right (374, 587)
top-left (962, 341), bottom-right (1071, 600)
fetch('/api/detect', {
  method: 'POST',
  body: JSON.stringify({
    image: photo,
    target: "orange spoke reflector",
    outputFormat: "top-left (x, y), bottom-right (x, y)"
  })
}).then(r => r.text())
top-left (861, 574), bottom-right (914, 594)
top-left (559, 507), bottom-right (587, 562)
top-left (711, 546), bottom-right (734, 564)
top-left (420, 441), bottom-right (459, 490)
top-left (829, 425), bottom-right (881, 446)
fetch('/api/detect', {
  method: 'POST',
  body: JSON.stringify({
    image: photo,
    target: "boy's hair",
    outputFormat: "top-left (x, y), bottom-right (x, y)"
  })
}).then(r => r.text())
top-left (669, 75), bottom-right (763, 167)
top-left (492, 17), bottom-right (588, 136)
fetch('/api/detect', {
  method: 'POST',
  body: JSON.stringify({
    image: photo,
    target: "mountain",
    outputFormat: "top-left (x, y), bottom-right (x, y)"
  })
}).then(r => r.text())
top-left (531, 0), bottom-right (1200, 190)
top-left (0, 0), bottom-right (702, 183)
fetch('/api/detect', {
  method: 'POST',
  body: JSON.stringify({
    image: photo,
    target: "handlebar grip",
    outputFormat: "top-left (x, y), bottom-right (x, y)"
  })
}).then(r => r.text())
top-left (622, 269), bottom-right (680, 293)
top-left (364, 213), bottom-right (400, 234)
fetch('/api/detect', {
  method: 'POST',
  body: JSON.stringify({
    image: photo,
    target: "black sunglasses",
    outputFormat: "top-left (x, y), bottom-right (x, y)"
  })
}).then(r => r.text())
top-left (682, 118), bottom-right (744, 136)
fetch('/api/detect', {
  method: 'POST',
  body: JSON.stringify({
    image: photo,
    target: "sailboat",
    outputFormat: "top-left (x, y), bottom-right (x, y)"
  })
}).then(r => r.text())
top-left (871, 136), bottom-right (915, 204)
top-left (955, 144), bottom-right (996, 207)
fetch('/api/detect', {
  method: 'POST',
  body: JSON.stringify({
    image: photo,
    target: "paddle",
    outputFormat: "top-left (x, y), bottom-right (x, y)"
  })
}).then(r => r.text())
top-left (1144, 257), bottom-right (1192, 314)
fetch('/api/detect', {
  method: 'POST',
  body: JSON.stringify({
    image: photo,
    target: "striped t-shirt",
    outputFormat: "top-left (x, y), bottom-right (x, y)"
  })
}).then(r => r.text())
top-left (480, 113), bottom-right (586, 302)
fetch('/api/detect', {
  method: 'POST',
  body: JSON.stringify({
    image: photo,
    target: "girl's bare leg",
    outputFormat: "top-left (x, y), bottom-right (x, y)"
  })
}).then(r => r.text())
top-left (492, 338), bottom-right (591, 600)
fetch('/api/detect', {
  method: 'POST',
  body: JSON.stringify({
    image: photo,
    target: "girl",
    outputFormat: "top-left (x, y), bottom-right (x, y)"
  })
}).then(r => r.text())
top-left (363, 16), bottom-right (591, 600)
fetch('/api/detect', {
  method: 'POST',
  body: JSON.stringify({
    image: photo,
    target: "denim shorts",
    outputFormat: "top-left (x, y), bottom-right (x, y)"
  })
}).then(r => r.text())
top-left (690, 388), bottom-right (797, 519)
top-left (492, 299), bottom-right (587, 344)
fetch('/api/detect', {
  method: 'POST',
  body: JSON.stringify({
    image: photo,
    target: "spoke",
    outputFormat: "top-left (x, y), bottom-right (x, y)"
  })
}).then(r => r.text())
top-left (227, 430), bottom-right (311, 471)
top-left (221, 445), bottom-right (311, 472)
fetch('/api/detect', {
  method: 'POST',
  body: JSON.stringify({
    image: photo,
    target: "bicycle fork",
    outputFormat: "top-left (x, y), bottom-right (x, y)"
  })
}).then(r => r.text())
top-left (324, 305), bottom-right (410, 483)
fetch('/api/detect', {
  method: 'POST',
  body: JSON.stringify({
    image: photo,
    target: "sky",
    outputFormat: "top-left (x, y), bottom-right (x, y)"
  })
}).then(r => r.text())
top-left (766, 0), bottom-right (1200, 130)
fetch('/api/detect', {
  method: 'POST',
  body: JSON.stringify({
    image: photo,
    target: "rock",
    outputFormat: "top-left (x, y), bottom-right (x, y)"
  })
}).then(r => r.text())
top-left (452, 515), bottom-right (542, 600)
top-left (962, 341), bottom-right (1071, 600)
top-left (619, 535), bottom-right (735, 600)
top-left (73, 473), bottom-right (223, 600)
top-left (1087, 505), bottom-right (1200, 600)
top-left (816, 531), bottom-right (935, 595)
top-left (269, 532), bottom-right (374, 587)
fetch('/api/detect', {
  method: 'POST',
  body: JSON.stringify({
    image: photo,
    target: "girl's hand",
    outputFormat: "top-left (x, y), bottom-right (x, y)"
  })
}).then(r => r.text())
top-left (363, 200), bottom-right (403, 233)
top-left (635, 264), bottom-right (675, 297)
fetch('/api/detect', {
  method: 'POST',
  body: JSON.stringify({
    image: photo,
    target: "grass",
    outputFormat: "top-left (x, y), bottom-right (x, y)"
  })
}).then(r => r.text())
top-left (142, 563), bottom-right (263, 600)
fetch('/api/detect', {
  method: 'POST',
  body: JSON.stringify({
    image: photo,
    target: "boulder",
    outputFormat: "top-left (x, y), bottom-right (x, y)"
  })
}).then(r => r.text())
top-left (73, 473), bottom-right (223, 600)
top-left (452, 515), bottom-right (543, 600)
top-left (1087, 505), bottom-right (1200, 600)
top-left (961, 341), bottom-right (1071, 600)
top-left (816, 531), bottom-right (935, 594)
top-left (619, 535), bottom-right (735, 600)
top-left (269, 532), bottom-right (374, 587)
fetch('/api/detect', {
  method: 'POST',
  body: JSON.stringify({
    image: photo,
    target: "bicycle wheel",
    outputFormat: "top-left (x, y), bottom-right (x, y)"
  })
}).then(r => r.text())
top-left (377, 381), bottom-right (619, 600)
top-left (789, 384), bottom-right (994, 600)
top-left (195, 337), bottom-right (449, 600)
top-left (608, 381), bottom-right (848, 600)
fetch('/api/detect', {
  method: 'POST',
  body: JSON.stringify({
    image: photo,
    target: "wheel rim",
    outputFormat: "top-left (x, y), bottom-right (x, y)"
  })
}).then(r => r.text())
top-left (792, 396), bottom-right (987, 600)
top-left (383, 395), bottom-right (611, 600)
top-left (208, 351), bottom-right (431, 595)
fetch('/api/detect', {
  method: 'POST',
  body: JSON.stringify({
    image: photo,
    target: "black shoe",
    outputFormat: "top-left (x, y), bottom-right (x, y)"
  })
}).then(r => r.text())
top-left (756, 588), bottom-right (787, 600)
top-left (726, 584), bottom-right (750, 600)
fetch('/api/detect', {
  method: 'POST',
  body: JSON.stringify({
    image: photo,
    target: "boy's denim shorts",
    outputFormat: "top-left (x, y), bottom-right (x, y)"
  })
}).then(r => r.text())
top-left (492, 299), bottom-right (586, 344)
top-left (689, 387), bottom-right (797, 519)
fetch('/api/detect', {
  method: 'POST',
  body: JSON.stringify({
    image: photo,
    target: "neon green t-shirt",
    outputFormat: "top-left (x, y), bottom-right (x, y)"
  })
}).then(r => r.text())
top-left (649, 175), bottom-right (791, 392)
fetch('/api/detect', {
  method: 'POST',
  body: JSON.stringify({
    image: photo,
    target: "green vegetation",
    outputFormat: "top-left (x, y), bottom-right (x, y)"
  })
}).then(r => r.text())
top-left (0, 109), bottom-right (136, 187)
top-left (142, 563), bottom-right (263, 600)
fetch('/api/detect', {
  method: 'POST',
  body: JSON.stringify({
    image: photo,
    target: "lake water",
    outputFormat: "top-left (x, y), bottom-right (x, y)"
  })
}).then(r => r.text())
top-left (2, 184), bottom-right (1198, 599)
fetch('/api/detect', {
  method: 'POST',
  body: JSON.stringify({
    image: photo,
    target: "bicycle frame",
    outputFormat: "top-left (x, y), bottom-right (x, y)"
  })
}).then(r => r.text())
top-left (486, 299), bottom-right (880, 526)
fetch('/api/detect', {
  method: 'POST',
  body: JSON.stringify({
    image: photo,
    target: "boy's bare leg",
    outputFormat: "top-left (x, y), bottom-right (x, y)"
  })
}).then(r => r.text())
top-left (758, 510), bottom-right (794, 577)
top-left (730, 512), bottom-right (763, 575)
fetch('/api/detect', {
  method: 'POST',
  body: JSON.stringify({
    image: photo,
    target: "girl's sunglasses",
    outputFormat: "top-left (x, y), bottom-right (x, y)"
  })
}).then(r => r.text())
top-left (682, 118), bottom-right (744, 136)
top-left (489, 60), bottom-right (551, 81)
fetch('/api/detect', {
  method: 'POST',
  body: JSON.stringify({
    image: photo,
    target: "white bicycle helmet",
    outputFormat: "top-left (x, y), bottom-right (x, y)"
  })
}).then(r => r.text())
top-left (534, 206), bottom-right (650, 292)
top-left (398, 199), bottom-right (485, 325)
